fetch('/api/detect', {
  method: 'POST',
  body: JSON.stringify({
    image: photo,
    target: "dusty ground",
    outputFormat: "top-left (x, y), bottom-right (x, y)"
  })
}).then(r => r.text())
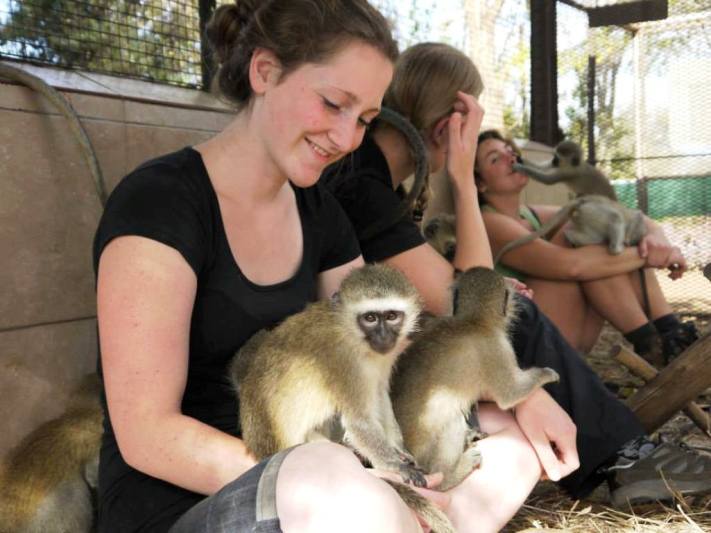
top-left (503, 268), bottom-right (711, 532)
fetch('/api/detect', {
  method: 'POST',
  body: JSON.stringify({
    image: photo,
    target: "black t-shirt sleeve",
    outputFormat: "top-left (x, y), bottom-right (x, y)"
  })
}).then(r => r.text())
top-left (333, 173), bottom-right (425, 263)
top-left (316, 186), bottom-right (362, 271)
top-left (93, 163), bottom-right (208, 276)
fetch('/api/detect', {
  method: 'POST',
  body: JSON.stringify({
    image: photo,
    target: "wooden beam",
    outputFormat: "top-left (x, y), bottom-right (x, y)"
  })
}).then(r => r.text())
top-left (588, 0), bottom-right (668, 28)
top-left (612, 345), bottom-right (711, 437)
top-left (611, 334), bottom-right (711, 434)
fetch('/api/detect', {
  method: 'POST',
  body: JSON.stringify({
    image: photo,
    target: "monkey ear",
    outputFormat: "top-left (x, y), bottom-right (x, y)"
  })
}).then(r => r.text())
top-left (330, 291), bottom-right (342, 308)
top-left (423, 220), bottom-right (439, 238)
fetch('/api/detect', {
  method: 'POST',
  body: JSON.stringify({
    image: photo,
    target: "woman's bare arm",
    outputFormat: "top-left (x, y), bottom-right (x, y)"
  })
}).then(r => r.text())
top-left (317, 255), bottom-right (365, 299)
top-left (483, 209), bottom-right (646, 281)
top-left (446, 92), bottom-right (492, 271)
top-left (97, 236), bottom-right (256, 496)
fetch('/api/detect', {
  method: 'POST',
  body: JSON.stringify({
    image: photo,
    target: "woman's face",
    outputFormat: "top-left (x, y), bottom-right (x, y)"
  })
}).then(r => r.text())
top-left (259, 41), bottom-right (394, 187)
top-left (475, 137), bottom-right (528, 196)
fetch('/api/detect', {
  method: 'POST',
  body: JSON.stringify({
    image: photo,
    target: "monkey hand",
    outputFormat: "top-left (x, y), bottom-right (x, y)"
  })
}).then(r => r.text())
top-left (396, 448), bottom-right (418, 467)
top-left (465, 427), bottom-right (488, 446)
top-left (396, 460), bottom-right (429, 487)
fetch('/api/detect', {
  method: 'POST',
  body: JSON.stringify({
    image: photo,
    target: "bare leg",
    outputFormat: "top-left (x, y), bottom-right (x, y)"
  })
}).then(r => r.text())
top-left (446, 404), bottom-right (541, 533)
top-left (527, 276), bottom-right (604, 353)
top-left (277, 441), bottom-right (422, 533)
top-left (629, 269), bottom-right (674, 320)
top-left (526, 227), bottom-right (604, 353)
top-left (582, 272), bottom-right (651, 333)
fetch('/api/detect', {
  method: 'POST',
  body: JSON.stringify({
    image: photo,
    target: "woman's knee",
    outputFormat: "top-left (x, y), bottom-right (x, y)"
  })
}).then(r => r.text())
top-left (478, 406), bottom-right (541, 480)
top-left (276, 442), bottom-right (418, 532)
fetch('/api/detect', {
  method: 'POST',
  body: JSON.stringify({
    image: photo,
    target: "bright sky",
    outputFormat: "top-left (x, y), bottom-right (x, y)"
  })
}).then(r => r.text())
top-left (0, 0), bottom-right (9, 25)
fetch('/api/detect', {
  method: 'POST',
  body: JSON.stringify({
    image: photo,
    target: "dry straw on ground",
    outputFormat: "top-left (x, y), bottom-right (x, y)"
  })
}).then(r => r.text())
top-left (504, 268), bottom-right (711, 532)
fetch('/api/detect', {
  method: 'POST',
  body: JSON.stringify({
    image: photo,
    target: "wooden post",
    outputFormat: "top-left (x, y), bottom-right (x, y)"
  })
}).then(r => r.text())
top-left (610, 334), bottom-right (711, 435)
top-left (612, 345), bottom-right (711, 437)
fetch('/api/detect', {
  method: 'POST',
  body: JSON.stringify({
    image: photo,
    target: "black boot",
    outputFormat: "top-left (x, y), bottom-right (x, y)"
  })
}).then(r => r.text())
top-left (624, 323), bottom-right (664, 367)
top-left (654, 314), bottom-right (700, 363)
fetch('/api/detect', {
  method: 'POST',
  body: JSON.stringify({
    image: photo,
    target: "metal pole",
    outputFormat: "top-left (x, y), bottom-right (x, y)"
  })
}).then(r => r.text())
top-left (199, 0), bottom-right (217, 91)
top-left (587, 55), bottom-right (596, 165)
top-left (530, 0), bottom-right (560, 146)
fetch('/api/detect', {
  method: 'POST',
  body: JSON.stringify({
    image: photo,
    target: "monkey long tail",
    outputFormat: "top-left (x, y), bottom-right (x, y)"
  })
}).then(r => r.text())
top-left (0, 61), bottom-right (108, 207)
top-left (384, 480), bottom-right (455, 533)
top-left (493, 198), bottom-right (585, 265)
top-left (359, 106), bottom-right (429, 241)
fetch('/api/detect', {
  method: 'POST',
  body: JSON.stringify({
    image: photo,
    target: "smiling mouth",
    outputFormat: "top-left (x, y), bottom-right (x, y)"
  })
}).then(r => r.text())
top-left (307, 139), bottom-right (334, 160)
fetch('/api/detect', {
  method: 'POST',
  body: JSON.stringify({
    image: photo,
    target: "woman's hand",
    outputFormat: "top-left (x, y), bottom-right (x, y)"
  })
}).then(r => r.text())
top-left (638, 225), bottom-right (687, 279)
top-left (513, 388), bottom-right (580, 482)
top-left (446, 91), bottom-right (484, 192)
top-left (505, 277), bottom-right (533, 299)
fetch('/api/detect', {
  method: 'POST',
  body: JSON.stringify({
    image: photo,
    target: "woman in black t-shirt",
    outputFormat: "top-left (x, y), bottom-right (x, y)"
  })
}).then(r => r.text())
top-left (92, 2), bottom-right (449, 532)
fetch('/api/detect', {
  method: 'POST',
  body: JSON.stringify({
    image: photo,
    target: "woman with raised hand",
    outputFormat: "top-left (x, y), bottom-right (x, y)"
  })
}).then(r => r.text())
top-left (326, 42), bottom-right (578, 533)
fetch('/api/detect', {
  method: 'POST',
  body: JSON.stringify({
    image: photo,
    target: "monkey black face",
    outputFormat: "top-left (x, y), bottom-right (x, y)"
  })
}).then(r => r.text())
top-left (358, 310), bottom-right (405, 354)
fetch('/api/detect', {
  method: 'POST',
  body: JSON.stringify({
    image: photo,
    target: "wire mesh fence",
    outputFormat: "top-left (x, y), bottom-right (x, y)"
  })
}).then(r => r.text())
top-left (0, 0), bottom-right (205, 87)
top-left (556, 0), bottom-right (711, 321)
top-left (1, 0), bottom-right (708, 318)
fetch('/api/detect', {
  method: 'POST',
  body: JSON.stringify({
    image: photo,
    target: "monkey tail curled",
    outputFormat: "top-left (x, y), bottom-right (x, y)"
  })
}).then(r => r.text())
top-left (383, 479), bottom-right (455, 533)
top-left (359, 106), bottom-right (429, 240)
top-left (0, 61), bottom-right (108, 207)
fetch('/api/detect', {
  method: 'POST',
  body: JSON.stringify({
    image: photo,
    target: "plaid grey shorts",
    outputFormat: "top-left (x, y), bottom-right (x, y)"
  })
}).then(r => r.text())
top-left (169, 447), bottom-right (294, 533)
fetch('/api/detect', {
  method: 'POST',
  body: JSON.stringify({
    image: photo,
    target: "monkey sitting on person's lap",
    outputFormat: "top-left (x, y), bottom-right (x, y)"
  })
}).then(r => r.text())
top-left (230, 264), bottom-right (455, 533)
top-left (391, 267), bottom-right (560, 491)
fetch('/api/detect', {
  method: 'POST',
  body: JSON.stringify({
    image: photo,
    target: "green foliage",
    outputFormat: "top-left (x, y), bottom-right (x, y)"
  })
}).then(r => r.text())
top-left (0, 0), bottom-right (202, 87)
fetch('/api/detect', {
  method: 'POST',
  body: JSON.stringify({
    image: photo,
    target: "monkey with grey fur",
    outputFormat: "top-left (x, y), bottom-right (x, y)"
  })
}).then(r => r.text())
top-left (423, 214), bottom-right (457, 261)
top-left (0, 374), bottom-right (103, 533)
top-left (231, 264), bottom-right (455, 533)
top-left (391, 267), bottom-right (559, 491)
top-left (494, 194), bottom-right (646, 265)
top-left (514, 139), bottom-right (617, 200)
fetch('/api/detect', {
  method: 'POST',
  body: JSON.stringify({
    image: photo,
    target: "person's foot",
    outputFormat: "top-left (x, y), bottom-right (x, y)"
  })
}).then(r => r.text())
top-left (607, 441), bottom-right (711, 507)
top-left (633, 330), bottom-right (665, 368)
top-left (660, 321), bottom-right (699, 362)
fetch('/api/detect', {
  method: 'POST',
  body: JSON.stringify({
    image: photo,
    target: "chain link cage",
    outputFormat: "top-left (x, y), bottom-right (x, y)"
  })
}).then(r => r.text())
top-left (0, 0), bottom-right (205, 87)
top-left (1, 0), bottom-right (708, 323)
top-left (557, 0), bottom-right (711, 326)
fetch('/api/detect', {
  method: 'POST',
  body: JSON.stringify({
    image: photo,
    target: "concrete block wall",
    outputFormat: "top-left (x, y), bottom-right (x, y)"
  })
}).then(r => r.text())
top-left (0, 62), bottom-right (233, 462)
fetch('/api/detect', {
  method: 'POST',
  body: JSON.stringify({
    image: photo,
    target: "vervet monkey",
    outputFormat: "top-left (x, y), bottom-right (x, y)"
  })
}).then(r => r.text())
top-left (391, 267), bottom-right (559, 491)
top-left (423, 214), bottom-right (457, 261)
top-left (514, 139), bottom-right (618, 200)
top-left (494, 194), bottom-right (647, 265)
top-left (0, 374), bottom-right (103, 533)
top-left (231, 264), bottom-right (455, 533)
